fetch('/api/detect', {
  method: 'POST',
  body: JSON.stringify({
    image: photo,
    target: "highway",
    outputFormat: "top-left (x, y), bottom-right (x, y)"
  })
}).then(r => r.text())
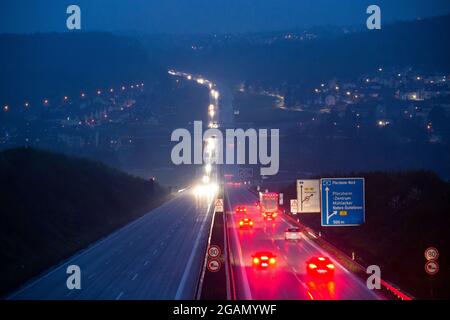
top-left (9, 191), bottom-right (214, 300)
top-left (225, 185), bottom-right (381, 300)
top-left (9, 70), bottom-right (384, 301)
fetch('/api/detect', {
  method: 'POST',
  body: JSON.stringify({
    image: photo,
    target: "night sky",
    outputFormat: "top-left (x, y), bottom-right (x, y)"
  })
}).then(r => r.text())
top-left (2, 0), bottom-right (450, 34)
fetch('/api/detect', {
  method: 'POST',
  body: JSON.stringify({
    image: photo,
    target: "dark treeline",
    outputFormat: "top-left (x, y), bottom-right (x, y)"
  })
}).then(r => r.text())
top-left (0, 148), bottom-right (169, 296)
top-left (162, 14), bottom-right (450, 85)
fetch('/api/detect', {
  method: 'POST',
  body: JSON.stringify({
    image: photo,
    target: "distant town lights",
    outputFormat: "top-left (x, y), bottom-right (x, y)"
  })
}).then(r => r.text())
top-left (3, 105), bottom-right (8, 112)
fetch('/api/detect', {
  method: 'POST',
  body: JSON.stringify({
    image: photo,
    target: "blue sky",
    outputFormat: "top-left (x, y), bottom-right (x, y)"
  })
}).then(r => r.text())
top-left (2, 0), bottom-right (450, 34)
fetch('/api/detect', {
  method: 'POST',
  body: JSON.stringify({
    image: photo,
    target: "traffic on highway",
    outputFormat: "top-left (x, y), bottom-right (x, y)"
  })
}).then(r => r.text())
top-left (225, 185), bottom-right (381, 300)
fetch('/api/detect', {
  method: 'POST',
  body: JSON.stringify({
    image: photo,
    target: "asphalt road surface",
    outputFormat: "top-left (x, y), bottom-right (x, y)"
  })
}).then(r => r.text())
top-left (9, 191), bottom-right (214, 300)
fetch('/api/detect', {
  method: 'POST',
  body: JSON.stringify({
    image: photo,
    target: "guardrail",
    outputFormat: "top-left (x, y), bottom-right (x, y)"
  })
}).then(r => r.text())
top-left (224, 206), bottom-right (237, 300)
top-left (195, 202), bottom-right (218, 300)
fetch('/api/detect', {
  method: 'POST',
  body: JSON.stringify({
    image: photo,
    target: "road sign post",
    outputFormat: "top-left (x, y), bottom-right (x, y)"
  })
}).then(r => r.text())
top-left (424, 247), bottom-right (439, 298)
top-left (297, 180), bottom-right (320, 213)
top-left (425, 260), bottom-right (439, 275)
top-left (208, 245), bottom-right (221, 259)
top-left (207, 258), bottom-right (221, 273)
top-left (320, 178), bottom-right (365, 226)
top-left (424, 247), bottom-right (439, 261)
top-left (290, 199), bottom-right (298, 214)
top-left (215, 198), bottom-right (224, 213)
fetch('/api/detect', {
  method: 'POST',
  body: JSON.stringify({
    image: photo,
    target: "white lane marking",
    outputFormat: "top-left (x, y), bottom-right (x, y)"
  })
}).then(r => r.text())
top-left (115, 292), bottom-right (124, 300)
top-left (132, 274), bottom-right (138, 281)
top-left (152, 250), bottom-right (158, 255)
top-left (175, 201), bottom-right (212, 300)
top-left (88, 273), bottom-right (95, 279)
top-left (160, 241), bottom-right (165, 246)
top-left (225, 189), bottom-right (253, 300)
top-left (144, 260), bottom-right (149, 266)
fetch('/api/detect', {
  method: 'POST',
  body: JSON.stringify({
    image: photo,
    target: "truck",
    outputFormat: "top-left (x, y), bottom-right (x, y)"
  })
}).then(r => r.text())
top-left (259, 192), bottom-right (279, 221)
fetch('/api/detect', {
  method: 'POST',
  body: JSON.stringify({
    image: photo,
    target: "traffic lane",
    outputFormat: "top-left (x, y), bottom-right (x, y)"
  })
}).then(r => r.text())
top-left (226, 186), bottom-right (310, 300)
top-left (262, 219), bottom-right (380, 300)
top-left (227, 186), bottom-right (380, 300)
top-left (10, 191), bottom-right (214, 300)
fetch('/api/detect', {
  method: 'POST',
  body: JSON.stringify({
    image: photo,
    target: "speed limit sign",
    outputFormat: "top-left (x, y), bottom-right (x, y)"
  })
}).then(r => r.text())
top-left (208, 245), bottom-right (221, 258)
top-left (424, 247), bottom-right (439, 261)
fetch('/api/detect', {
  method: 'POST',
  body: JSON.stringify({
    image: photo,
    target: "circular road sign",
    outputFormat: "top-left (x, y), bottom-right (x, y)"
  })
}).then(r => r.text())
top-left (208, 245), bottom-right (221, 258)
top-left (207, 258), bottom-right (221, 273)
top-left (425, 260), bottom-right (439, 275)
top-left (424, 247), bottom-right (439, 261)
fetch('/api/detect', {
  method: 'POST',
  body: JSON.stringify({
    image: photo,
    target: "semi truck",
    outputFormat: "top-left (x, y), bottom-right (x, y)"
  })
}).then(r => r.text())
top-left (259, 192), bottom-right (279, 221)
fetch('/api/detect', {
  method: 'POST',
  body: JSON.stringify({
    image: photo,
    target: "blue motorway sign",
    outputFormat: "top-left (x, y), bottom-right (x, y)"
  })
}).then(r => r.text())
top-left (320, 178), bottom-right (365, 227)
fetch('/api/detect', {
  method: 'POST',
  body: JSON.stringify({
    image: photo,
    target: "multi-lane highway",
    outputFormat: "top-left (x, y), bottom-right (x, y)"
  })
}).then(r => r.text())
top-left (225, 185), bottom-right (381, 300)
top-left (9, 191), bottom-right (214, 300)
top-left (9, 70), bottom-right (385, 301)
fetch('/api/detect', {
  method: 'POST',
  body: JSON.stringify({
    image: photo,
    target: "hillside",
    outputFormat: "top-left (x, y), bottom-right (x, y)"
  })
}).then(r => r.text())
top-left (278, 171), bottom-right (450, 299)
top-left (0, 148), bottom-right (169, 296)
top-left (164, 14), bottom-right (450, 84)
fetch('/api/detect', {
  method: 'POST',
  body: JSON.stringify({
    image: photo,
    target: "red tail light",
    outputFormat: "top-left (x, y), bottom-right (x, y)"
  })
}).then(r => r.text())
top-left (308, 263), bottom-right (317, 269)
top-left (269, 257), bottom-right (276, 265)
top-left (327, 264), bottom-right (335, 269)
top-left (253, 257), bottom-right (260, 264)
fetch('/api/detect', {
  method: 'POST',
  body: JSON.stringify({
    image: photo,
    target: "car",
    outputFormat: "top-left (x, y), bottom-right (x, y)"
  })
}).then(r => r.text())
top-left (306, 257), bottom-right (335, 278)
top-left (235, 206), bottom-right (247, 214)
top-left (262, 211), bottom-right (277, 221)
top-left (285, 227), bottom-right (302, 240)
top-left (252, 252), bottom-right (277, 269)
top-left (239, 217), bottom-right (253, 228)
